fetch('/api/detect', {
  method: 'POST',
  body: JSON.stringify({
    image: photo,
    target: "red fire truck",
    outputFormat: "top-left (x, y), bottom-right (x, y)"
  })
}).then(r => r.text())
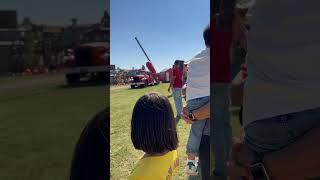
top-left (129, 37), bottom-right (160, 88)
top-left (129, 69), bottom-right (159, 88)
top-left (64, 28), bottom-right (109, 84)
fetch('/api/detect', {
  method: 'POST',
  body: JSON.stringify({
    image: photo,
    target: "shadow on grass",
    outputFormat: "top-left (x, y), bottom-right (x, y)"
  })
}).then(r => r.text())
top-left (128, 86), bottom-right (144, 90)
top-left (0, 89), bottom-right (52, 103)
top-left (58, 79), bottom-right (108, 89)
top-left (128, 84), bottom-right (160, 90)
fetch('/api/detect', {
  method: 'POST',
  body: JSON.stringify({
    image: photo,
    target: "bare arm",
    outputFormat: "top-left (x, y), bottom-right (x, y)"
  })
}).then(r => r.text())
top-left (181, 102), bottom-right (210, 124)
top-left (193, 102), bottom-right (210, 120)
top-left (264, 125), bottom-right (320, 180)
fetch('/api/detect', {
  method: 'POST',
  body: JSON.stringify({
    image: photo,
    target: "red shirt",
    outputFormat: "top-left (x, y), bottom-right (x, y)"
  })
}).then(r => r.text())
top-left (172, 67), bottom-right (183, 88)
top-left (211, 17), bottom-right (233, 83)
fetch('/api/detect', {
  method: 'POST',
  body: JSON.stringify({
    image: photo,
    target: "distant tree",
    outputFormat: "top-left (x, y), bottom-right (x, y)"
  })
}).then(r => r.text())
top-left (141, 65), bottom-right (145, 70)
top-left (114, 70), bottom-right (129, 85)
top-left (101, 10), bottom-right (109, 28)
top-left (71, 18), bottom-right (78, 27)
top-left (20, 17), bottom-right (38, 69)
top-left (21, 17), bottom-right (32, 30)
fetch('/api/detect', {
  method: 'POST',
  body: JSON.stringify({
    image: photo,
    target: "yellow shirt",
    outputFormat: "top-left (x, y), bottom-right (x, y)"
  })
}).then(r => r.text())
top-left (128, 150), bottom-right (179, 180)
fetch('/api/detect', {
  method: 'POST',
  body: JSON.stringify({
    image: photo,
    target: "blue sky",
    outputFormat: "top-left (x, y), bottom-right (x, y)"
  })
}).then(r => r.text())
top-left (110, 0), bottom-right (209, 71)
top-left (1, 0), bottom-right (108, 25)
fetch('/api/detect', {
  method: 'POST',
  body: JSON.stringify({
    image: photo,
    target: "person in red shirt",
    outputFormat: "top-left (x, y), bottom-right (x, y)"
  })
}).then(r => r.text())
top-left (210, 2), bottom-right (248, 179)
top-left (168, 60), bottom-right (184, 121)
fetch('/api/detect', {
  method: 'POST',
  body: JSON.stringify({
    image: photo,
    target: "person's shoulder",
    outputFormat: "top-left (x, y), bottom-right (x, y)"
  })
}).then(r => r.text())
top-left (168, 149), bottom-right (178, 158)
top-left (189, 48), bottom-right (210, 65)
top-left (192, 48), bottom-right (210, 60)
top-left (129, 158), bottom-right (152, 178)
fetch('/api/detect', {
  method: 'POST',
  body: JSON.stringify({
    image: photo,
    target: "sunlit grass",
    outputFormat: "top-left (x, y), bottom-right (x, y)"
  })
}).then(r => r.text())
top-left (110, 83), bottom-right (242, 179)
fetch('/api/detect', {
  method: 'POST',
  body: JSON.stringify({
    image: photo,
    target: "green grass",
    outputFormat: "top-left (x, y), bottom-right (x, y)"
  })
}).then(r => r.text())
top-left (110, 84), bottom-right (243, 179)
top-left (0, 76), bottom-right (107, 180)
top-left (0, 74), bottom-right (57, 84)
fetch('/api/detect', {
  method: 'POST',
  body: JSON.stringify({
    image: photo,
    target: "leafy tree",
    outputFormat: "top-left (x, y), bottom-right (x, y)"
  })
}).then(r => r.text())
top-left (71, 18), bottom-right (78, 26)
top-left (114, 70), bottom-right (129, 85)
top-left (100, 11), bottom-right (109, 28)
top-left (20, 17), bottom-right (38, 69)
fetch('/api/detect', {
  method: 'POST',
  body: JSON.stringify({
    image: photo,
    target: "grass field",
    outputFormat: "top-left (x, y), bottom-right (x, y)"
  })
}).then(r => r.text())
top-left (110, 83), bottom-right (243, 179)
top-left (0, 74), bottom-right (107, 180)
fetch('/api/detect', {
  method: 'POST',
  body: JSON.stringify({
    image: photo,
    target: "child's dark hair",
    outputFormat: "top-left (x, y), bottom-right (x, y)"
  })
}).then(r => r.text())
top-left (131, 93), bottom-right (178, 155)
top-left (70, 108), bottom-right (109, 180)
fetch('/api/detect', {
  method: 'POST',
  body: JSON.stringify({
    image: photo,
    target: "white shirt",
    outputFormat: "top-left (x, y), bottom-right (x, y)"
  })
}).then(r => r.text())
top-left (186, 48), bottom-right (210, 102)
top-left (243, 0), bottom-right (320, 126)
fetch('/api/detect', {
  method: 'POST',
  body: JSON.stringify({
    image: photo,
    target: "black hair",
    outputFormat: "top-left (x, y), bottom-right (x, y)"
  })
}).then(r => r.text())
top-left (174, 60), bottom-right (184, 71)
top-left (131, 93), bottom-right (178, 155)
top-left (70, 108), bottom-right (109, 180)
top-left (203, 24), bottom-right (210, 47)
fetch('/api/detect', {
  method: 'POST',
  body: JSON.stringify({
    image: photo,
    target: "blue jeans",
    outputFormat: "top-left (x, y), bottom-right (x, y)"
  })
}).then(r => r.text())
top-left (186, 96), bottom-right (210, 156)
top-left (245, 107), bottom-right (320, 156)
top-left (211, 84), bottom-right (232, 180)
top-left (172, 88), bottom-right (182, 117)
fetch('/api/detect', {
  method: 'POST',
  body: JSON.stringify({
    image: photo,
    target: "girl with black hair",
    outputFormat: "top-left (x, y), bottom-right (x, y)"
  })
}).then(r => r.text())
top-left (70, 108), bottom-right (109, 180)
top-left (129, 93), bottom-right (179, 180)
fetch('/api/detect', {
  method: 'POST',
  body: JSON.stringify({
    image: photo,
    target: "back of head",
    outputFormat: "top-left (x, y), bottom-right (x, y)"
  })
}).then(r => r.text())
top-left (174, 60), bottom-right (180, 67)
top-left (203, 24), bottom-right (210, 47)
top-left (131, 93), bottom-right (178, 155)
top-left (70, 108), bottom-right (109, 180)
top-left (174, 60), bottom-right (184, 71)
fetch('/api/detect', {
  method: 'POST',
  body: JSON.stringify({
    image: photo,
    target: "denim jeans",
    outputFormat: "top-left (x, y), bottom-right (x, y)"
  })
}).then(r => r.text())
top-left (188, 135), bottom-right (212, 180)
top-left (244, 107), bottom-right (320, 155)
top-left (172, 88), bottom-right (183, 117)
top-left (186, 96), bottom-right (210, 156)
top-left (210, 83), bottom-right (233, 180)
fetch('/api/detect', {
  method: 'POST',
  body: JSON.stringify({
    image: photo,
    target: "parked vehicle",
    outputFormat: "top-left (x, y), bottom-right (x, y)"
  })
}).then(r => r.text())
top-left (64, 28), bottom-right (109, 84)
top-left (129, 37), bottom-right (160, 88)
top-left (129, 70), bottom-right (159, 88)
